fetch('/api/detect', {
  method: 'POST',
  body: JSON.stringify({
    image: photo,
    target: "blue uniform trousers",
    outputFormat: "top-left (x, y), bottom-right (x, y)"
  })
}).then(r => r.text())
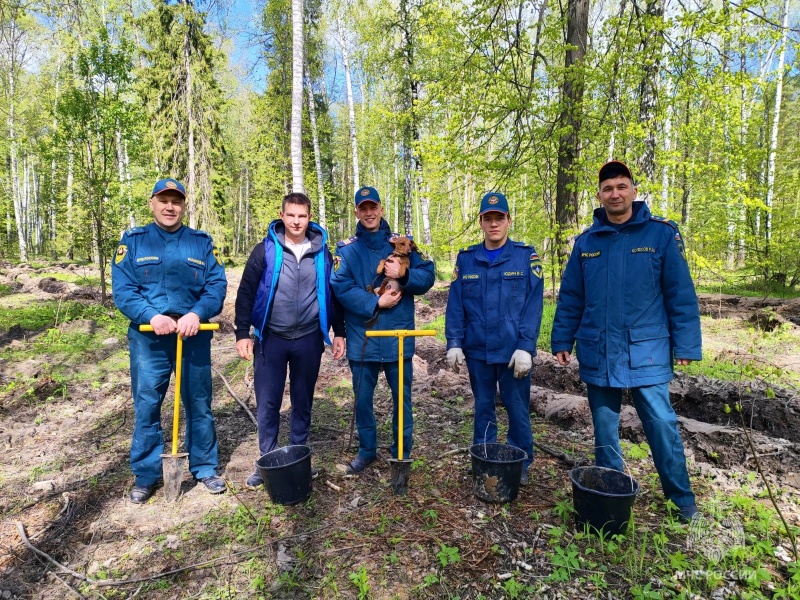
top-left (349, 359), bottom-right (413, 460)
top-left (128, 327), bottom-right (218, 486)
top-left (253, 331), bottom-right (324, 456)
top-left (466, 357), bottom-right (534, 470)
top-left (587, 382), bottom-right (695, 508)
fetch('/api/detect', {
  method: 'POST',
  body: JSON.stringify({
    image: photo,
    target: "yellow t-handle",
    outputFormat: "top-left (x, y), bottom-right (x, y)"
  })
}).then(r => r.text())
top-left (365, 329), bottom-right (436, 460)
top-left (138, 323), bottom-right (220, 454)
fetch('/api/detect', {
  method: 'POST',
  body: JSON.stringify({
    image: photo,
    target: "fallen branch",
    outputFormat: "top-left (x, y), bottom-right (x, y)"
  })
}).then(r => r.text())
top-left (325, 480), bottom-right (342, 493)
top-left (442, 446), bottom-right (468, 457)
top-left (211, 366), bottom-right (257, 427)
top-left (533, 441), bottom-right (585, 466)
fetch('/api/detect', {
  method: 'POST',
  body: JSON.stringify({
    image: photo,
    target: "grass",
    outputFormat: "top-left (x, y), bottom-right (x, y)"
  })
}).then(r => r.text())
top-left (38, 271), bottom-right (102, 287)
top-left (0, 300), bottom-right (127, 337)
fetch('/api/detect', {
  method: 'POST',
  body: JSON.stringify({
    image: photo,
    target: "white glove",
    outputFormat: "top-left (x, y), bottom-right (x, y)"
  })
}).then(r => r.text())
top-left (447, 348), bottom-right (466, 373)
top-left (508, 349), bottom-right (532, 379)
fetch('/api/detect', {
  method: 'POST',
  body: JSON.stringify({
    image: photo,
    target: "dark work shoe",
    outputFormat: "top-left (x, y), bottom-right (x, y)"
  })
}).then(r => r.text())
top-left (245, 470), bottom-right (263, 490)
top-left (520, 471), bottom-right (529, 486)
top-left (129, 484), bottom-right (156, 504)
top-left (346, 455), bottom-right (376, 475)
top-left (676, 504), bottom-right (699, 524)
top-left (311, 467), bottom-right (319, 480)
top-left (200, 475), bottom-right (227, 494)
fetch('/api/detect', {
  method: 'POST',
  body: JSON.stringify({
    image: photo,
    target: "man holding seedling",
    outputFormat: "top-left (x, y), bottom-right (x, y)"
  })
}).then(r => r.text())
top-left (331, 186), bottom-right (435, 474)
top-left (445, 192), bottom-right (544, 485)
top-left (112, 178), bottom-right (227, 504)
top-left (551, 160), bottom-right (702, 522)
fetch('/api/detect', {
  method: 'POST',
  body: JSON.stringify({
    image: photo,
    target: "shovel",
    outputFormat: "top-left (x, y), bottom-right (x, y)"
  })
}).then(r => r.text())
top-left (139, 323), bottom-right (220, 502)
top-left (365, 329), bottom-right (435, 495)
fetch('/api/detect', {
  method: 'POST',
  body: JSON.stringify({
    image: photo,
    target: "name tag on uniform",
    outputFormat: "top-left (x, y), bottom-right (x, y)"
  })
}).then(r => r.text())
top-left (136, 256), bottom-right (161, 264)
top-left (631, 247), bottom-right (655, 253)
top-left (581, 251), bottom-right (601, 258)
top-left (187, 257), bottom-right (205, 266)
top-left (502, 271), bottom-right (524, 278)
top-left (462, 274), bottom-right (480, 280)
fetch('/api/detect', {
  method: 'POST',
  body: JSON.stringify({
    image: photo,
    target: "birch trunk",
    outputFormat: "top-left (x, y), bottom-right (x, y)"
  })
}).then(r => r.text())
top-left (764, 0), bottom-right (789, 256)
top-left (338, 19), bottom-right (359, 192)
top-left (290, 0), bottom-right (304, 193)
top-left (306, 66), bottom-right (326, 226)
top-left (184, 24), bottom-right (197, 228)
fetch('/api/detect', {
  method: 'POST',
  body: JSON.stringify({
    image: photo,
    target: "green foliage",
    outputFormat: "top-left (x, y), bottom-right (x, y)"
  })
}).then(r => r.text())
top-left (348, 565), bottom-right (370, 600)
top-left (436, 543), bottom-right (461, 568)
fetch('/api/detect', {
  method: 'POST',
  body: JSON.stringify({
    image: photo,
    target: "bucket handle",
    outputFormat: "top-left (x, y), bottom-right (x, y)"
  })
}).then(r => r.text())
top-left (592, 445), bottom-right (636, 495)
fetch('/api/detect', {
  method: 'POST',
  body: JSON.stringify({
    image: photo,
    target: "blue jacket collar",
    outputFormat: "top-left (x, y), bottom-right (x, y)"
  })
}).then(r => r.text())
top-left (355, 218), bottom-right (390, 250)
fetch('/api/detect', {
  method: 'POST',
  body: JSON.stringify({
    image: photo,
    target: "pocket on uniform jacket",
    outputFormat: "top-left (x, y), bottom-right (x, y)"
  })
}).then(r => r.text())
top-left (628, 324), bottom-right (670, 369)
top-left (135, 255), bottom-right (162, 284)
top-left (575, 325), bottom-right (601, 370)
top-left (182, 256), bottom-right (207, 287)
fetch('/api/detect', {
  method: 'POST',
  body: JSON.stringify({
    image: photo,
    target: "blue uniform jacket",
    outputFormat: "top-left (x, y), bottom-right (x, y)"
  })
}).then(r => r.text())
top-left (445, 239), bottom-right (544, 364)
top-left (331, 219), bottom-right (435, 361)
top-left (112, 222), bottom-right (227, 324)
top-left (551, 201), bottom-right (702, 388)
top-left (247, 220), bottom-right (340, 345)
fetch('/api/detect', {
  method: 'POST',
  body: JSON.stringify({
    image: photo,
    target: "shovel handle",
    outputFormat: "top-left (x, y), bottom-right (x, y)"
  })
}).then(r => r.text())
top-left (137, 323), bottom-right (219, 455)
top-left (138, 323), bottom-right (220, 332)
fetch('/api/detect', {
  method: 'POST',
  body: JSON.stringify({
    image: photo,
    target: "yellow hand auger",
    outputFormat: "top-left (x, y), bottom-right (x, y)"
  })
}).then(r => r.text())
top-left (365, 329), bottom-right (436, 495)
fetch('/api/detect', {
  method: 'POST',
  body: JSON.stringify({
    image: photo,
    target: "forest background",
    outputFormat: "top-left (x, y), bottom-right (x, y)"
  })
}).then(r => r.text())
top-left (1, 0), bottom-right (799, 296)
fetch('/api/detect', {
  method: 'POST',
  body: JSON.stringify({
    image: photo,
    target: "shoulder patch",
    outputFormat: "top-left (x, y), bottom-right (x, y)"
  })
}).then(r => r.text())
top-left (212, 247), bottom-right (222, 267)
top-left (649, 215), bottom-right (679, 229)
top-left (125, 227), bottom-right (145, 236)
top-left (114, 244), bottom-right (128, 264)
top-left (337, 235), bottom-right (358, 248)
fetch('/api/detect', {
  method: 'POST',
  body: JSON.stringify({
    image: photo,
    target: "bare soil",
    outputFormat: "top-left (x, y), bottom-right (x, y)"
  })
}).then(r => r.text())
top-left (1, 263), bottom-right (798, 599)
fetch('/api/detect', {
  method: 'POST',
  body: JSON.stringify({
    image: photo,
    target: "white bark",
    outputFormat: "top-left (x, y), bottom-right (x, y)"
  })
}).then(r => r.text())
top-left (338, 19), bottom-right (359, 192)
top-left (764, 0), bottom-right (789, 250)
top-left (306, 66), bottom-right (326, 227)
top-left (184, 25), bottom-right (197, 228)
top-left (290, 0), bottom-right (304, 193)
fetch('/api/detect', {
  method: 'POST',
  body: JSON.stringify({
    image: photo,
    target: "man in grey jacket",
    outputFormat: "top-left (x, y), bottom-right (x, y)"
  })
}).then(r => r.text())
top-left (235, 193), bottom-right (345, 488)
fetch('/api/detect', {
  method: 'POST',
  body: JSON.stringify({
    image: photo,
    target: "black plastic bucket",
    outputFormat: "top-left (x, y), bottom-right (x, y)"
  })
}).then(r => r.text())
top-left (469, 443), bottom-right (527, 503)
top-left (570, 466), bottom-right (639, 536)
top-left (256, 445), bottom-right (313, 505)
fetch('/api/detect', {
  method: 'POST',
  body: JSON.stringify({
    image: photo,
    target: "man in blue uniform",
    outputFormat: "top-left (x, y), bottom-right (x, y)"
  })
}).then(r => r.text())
top-left (445, 192), bottom-right (543, 484)
top-left (234, 192), bottom-right (346, 488)
top-left (331, 186), bottom-right (435, 474)
top-left (112, 178), bottom-right (228, 503)
top-left (551, 160), bottom-right (702, 521)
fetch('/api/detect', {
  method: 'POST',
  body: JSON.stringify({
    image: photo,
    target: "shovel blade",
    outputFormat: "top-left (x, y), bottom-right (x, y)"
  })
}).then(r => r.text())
top-left (161, 453), bottom-right (188, 502)
top-left (388, 459), bottom-right (412, 496)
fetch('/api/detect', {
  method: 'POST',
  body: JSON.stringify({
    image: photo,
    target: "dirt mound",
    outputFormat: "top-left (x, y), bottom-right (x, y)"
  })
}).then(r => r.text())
top-left (670, 374), bottom-right (800, 443)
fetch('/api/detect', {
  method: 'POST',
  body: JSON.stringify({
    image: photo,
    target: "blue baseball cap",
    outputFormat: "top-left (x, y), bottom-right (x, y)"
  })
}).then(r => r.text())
top-left (354, 186), bottom-right (380, 207)
top-left (479, 192), bottom-right (509, 215)
top-left (152, 178), bottom-right (186, 198)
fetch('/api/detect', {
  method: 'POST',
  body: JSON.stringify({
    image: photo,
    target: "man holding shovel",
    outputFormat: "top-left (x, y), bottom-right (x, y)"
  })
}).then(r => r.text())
top-left (445, 192), bottom-right (544, 485)
top-left (551, 160), bottom-right (702, 522)
top-left (112, 178), bottom-right (228, 504)
top-left (331, 186), bottom-right (435, 474)
top-left (234, 192), bottom-right (346, 489)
